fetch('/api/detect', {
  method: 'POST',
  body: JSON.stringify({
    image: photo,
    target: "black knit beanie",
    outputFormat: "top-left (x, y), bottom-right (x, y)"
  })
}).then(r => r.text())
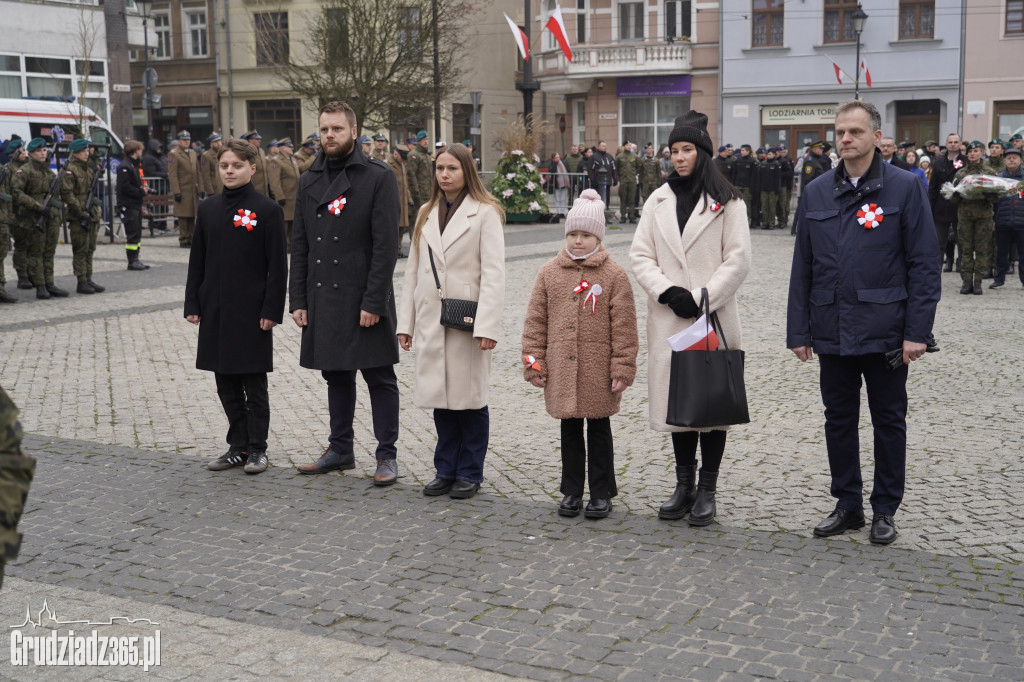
top-left (668, 111), bottom-right (714, 157)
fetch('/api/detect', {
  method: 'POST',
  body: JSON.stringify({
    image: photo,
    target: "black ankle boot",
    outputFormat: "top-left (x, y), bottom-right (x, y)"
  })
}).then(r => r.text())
top-left (658, 465), bottom-right (697, 520)
top-left (688, 469), bottom-right (718, 526)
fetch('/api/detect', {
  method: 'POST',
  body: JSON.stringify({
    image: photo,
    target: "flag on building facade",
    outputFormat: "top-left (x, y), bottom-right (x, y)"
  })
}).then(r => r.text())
top-left (545, 5), bottom-right (573, 62)
top-left (503, 13), bottom-right (530, 61)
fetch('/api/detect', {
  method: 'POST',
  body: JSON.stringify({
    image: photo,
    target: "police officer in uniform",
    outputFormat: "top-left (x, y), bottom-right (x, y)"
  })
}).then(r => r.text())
top-left (0, 384), bottom-right (35, 589)
top-left (268, 137), bottom-right (301, 245)
top-left (713, 145), bottom-right (734, 182)
top-left (168, 130), bottom-right (200, 248)
top-left (11, 138), bottom-right (66, 299)
top-left (615, 141), bottom-right (639, 222)
top-left (757, 146), bottom-right (782, 229)
top-left (776, 144), bottom-right (794, 229)
top-left (952, 141), bottom-right (997, 294)
top-left (60, 139), bottom-right (105, 294)
top-left (200, 133), bottom-right (223, 197)
top-left (731, 144), bottom-right (758, 226)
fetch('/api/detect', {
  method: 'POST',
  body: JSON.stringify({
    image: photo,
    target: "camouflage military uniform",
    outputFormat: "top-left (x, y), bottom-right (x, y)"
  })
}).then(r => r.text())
top-left (638, 153), bottom-right (662, 209)
top-left (60, 156), bottom-right (102, 286)
top-left (406, 148), bottom-right (432, 212)
top-left (615, 149), bottom-right (639, 222)
top-left (953, 160), bottom-right (997, 291)
top-left (11, 157), bottom-right (63, 288)
top-left (0, 385), bottom-right (35, 589)
top-left (3, 156), bottom-right (31, 286)
top-left (0, 160), bottom-right (15, 293)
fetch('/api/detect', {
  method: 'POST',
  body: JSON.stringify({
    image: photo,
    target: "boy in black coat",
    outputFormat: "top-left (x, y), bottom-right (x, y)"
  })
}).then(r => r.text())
top-left (185, 139), bottom-right (288, 474)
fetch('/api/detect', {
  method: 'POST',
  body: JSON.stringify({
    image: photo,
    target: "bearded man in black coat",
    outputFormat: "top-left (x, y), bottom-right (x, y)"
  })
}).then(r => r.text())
top-left (289, 101), bottom-right (402, 485)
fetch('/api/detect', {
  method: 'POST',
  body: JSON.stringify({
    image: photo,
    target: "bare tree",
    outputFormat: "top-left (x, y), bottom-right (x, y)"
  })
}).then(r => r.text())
top-left (70, 7), bottom-right (104, 135)
top-left (268, 0), bottom-right (474, 131)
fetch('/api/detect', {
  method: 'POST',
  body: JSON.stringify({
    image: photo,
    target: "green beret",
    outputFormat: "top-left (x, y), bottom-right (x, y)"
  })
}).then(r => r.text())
top-left (26, 137), bottom-right (47, 152)
top-left (6, 138), bottom-right (23, 154)
top-left (989, 138), bottom-right (1004, 147)
top-left (966, 140), bottom-right (985, 151)
top-left (69, 139), bottom-right (90, 153)
top-left (415, 130), bottom-right (428, 141)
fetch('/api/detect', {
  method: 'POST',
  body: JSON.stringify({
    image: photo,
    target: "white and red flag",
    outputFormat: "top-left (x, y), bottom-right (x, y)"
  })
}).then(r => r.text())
top-left (828, 58), bottom-right (852, 85)
top-left (545, 4), bottom-right (573, 62)
top-left (503, 13), bottom-right (530, 61)
top-left (860, 58), bottom-right (872, 87)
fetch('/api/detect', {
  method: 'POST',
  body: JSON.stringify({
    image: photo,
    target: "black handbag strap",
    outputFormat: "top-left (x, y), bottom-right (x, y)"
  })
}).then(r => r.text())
top-left (700, 288), bottom-right (731, 351)
top-left (427, 246), bottom-right (445, 300)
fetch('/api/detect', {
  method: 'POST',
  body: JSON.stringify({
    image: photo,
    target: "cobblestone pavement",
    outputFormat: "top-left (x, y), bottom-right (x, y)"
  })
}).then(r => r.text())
top-left (2, 224), bottom-right (1023, 680)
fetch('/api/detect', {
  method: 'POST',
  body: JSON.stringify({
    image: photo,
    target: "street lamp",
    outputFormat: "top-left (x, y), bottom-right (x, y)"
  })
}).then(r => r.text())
top-left (851, 4), bottom-right (868, 100)
top-left (137, 0), bottom-right (154, 139)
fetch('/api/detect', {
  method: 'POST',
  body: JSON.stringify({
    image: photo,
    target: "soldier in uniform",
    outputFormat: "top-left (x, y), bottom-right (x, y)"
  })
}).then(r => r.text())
top-left (268, 138), bottom-right (301, 246)
top-left (951, 140), bottom-right (997, 295)
top-left (295, 136), bottom-right (319, 173)
top-left (11, 138), bottom-right (67, 299)
top-left (406, 130), bottom-right (432, 214)
top-left (241, 131), bottom-right (271, 196)
top-left (199, 133), bottom-right (223, 197)
top-left (615, 141), bottom-right (639, 223)
top-left (713, 145), bottom-right (734, 182)
top-left (371, 133), bottom-right (388, 162)
top-left (0, 384), bottom-right (35, 589)
top-left (360, 136), bottom-right (373, 157)
top-left (386, 145), bottom-right (411, 256)
top-left (731, 144), bottom-right (758, 226)
top-left (3, 140), bottom-right (33, 294)
top-left (0, 139), bottom-right (27, 303)
top-left (267, 139), bottom-right (280, 161)
top-left (168, 130), bottom-right (200, 248)
top-left (637, 142), bottom-right (662, 211)
top-left (986, 139), bottom-right (1005, 173)
top-left (60, 138), bottom-right (105, 294)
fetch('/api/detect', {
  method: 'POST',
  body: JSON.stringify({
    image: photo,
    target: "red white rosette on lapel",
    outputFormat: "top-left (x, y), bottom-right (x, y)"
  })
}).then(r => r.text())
top-left (233, 209), bottom-right (258, 231)
top-left (953, 159), bottom-right (963, 169)
top-left (856, 203), bottom-right (884, 229)
top-left (709, 200), bottom-right (722, 212)
top-left (328, 195), bottom-right (347, 216)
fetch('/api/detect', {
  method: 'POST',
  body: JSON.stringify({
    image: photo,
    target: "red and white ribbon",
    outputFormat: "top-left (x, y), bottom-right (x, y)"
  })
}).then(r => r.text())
top-left (709, 201), bottom-right (722, 212)
top-left (583, 283), bottom-right (603, 313)
top-left (573, 279), bottom-right (590, 294)
top-left (233, 209), bottom-right (258, 231)
top-left (328, 195), bottom-right (347, 216)
top-left (856, 203), bottom-right (884, 229)
top-left (953, 159), bottom-right (963, 169)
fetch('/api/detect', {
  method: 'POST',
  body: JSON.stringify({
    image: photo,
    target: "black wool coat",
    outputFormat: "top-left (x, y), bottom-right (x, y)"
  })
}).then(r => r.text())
top-left (289, 146), bottom-right (400, 371)
top-left (184, 182), bottom-right (288, 374)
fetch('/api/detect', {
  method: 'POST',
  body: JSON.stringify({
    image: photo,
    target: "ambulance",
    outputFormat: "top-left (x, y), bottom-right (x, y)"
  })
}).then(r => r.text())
top-left (0, 97), bottom-right (125, 158)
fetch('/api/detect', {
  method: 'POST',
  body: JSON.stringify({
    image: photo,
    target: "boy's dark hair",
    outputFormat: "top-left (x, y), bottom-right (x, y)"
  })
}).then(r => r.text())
top-left (319, 101), bottom-right (357, 127)
top-left (124, 140), bottom-right (144, 156)
top-left (217, 138), bottom-right (257, 164)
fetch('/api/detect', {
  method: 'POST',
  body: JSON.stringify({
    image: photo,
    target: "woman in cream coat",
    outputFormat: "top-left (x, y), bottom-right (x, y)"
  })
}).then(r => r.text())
top-left (630, 111), bottom-right (751, 527)
top-left (397, 143), bottom-right (505, 499)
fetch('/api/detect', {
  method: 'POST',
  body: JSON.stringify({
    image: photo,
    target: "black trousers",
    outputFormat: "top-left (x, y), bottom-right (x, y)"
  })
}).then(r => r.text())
top-left (214, 372), bottom-right (270, 451)
top-left (560, 417), bottom-right (616, 499)
top-left (935, 218), bottom-right (959, 265)
top-left (671, 430), bottom-right (727, 472)
top-left (322, 365), bottom-right (399, 460)
top-left (818, 354), bottom-right (908, 516)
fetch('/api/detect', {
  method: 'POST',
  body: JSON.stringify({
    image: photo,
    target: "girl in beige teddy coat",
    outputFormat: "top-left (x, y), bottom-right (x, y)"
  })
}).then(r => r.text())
top-left (522, 189), bottom-right (639, 520)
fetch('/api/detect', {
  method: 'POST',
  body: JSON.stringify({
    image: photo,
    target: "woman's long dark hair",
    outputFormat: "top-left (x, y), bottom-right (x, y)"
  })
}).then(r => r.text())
top-left (686, 147), bottom-right (742, 214)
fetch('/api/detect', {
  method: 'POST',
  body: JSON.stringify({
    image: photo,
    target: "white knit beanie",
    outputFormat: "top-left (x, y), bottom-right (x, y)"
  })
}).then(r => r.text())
top-left (565, 188), bottom-right (606, 240)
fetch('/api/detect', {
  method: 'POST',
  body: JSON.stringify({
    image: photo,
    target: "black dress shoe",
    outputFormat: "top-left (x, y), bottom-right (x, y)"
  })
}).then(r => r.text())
top-left (449, 479), bottom-right (480, 499)
top-left (76, 281), bottom-right (96, 294)
top-left (812, 507), bottom-right (866, 537)
top-left (584, 498), bottom-right (612, 519)
top-left (422, 477), bottom-right (454, 496)
top-left (87, 280), bottom-right (105, 293)
top-left (296, 447), bottom-right (355, 474)
top-left (46, 284), bottom-right (69, 297)
top-left (17, 278), bottom-right (33, 290)
top-left (558, 494), bottom-right (582, 517)
top-left (179, 242), bottom-right (192, 248)
top-left (869, 513), bottom-right (898, 545)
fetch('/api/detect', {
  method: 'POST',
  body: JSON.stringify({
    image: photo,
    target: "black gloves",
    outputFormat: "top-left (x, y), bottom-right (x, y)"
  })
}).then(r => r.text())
top-left (278, 199), bottom-right (287, 206)
top-left (199, 192), bottom-right (207, 200)
top-left (659, 286), bottom-right (701, 319)
top-left (174, 194), bottom-right (182, 202)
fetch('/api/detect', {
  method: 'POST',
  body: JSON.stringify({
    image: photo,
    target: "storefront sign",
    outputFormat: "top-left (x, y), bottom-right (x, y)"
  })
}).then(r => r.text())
top-left (617, 75), bottom-right (691, 98)
top-left (761, 104), bottom-right (837, 126)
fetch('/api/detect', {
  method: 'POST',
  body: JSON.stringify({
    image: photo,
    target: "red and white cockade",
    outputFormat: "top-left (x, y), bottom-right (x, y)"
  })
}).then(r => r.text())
top-left (328, 195), bottom-right (347, 216)
top-left (709, 200), bottom-right (722, 212)
top-left (233, 209), bottom-right (258, 231)
top-left (856, 203), bottom-right (884, 229)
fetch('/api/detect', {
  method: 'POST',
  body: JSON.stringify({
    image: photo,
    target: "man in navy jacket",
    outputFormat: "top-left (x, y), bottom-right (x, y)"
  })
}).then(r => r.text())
top-left (787, 100), bottom-right (941, 546)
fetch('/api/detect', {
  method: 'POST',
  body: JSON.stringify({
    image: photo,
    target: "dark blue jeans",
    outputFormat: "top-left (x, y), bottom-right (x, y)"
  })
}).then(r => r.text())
top-left (322, 365), bottom-right (399, 460)
top-left (432, 407), bottom-right (489, 484)
top-left (818, 353), bottom-right (908, 516)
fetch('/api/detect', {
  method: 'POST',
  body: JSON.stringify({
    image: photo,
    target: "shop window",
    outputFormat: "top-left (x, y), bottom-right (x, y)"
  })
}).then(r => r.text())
top-left (752, 0), bottom-right (784, 46)
top-left (899, 0), bottom-right (934, 39)
top-left (823, 0), bottom-right (858, 43)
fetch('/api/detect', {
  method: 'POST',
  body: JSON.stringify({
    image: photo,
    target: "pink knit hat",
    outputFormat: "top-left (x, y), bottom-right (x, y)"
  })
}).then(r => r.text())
top-left (565, 188), bottom-right (606, 240)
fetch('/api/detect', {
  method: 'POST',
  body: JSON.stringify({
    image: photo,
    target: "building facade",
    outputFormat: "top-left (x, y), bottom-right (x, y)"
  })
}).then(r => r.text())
top-left (961, 0), bottom-right (1024, 142)
top-left (720, 0), bottom-right (961, 156)
top-left (532, 0), bottom-right (721, 151)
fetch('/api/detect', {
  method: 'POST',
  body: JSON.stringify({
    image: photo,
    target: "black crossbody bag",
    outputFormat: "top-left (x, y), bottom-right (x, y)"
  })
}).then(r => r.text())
top-left (428, 247), bottom-right (478, 333)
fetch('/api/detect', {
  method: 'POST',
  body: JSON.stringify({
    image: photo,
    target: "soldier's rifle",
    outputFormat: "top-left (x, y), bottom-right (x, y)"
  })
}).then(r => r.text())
top-left (35, 153), bottom-right (64, 234)
top-left (81, 156), bottom-right (106, 229)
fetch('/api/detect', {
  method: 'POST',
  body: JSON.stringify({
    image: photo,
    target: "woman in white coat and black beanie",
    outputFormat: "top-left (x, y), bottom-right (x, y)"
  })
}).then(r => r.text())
top-left (629, 111), bottom-right (752, 526)
top-left (397, 143), bottom-right (506, 499)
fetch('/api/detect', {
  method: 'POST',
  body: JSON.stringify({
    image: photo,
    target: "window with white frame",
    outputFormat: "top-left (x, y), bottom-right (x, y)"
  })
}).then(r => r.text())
top-left (0, 54), bottom-right (21, 98)
top-left (153, 13), bottom-right (171, 59)
top-left (576, 0), bottom-right (587, 44)
top-left (665, 0), bottom-right (692, 41)
top-left (185, 10), bottom-right (209, 58)
top-left (621, 96), bottom-right (689, 150)
top-left (574, 99), bottom-right (586, 145)
top-left (619, 2), bottom-right (644, 41)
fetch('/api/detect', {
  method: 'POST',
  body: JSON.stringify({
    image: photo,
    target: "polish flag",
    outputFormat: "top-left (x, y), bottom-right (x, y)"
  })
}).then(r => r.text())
top-left (503, 13), bottom-right (530, 61)
top-left (545, 4), bottom-right (573, 62)
top-left (828, 57), bottom-right (852, 85)
top-left (861, 59), bottom-right (872, 87)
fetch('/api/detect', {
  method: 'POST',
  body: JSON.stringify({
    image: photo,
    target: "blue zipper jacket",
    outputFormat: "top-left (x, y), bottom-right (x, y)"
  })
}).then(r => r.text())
top-left (994, 166), bottom-right (1024, 230)
top-left (787, 150), bottom-right (941, 355)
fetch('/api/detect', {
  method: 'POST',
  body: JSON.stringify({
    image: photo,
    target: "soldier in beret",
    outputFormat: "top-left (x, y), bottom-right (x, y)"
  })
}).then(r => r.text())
top-left (60, 138), bottom-right (105, 294)
top-left (11, 138), bottom-right (67, 299)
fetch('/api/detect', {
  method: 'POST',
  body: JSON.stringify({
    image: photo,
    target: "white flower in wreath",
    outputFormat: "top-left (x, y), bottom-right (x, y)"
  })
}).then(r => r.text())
top-left (511, 149), bottom-right (524, 156)
top-left (524, 163), bottom-right (535, 172)
top-left (533, 154), bottom-right (540, 163)
top-left (506, 172), bottom-right (516, 180)
top-left (526, 181), bottom-right (536, 191)
top-left (528, 201), bottom-right (542, 212)
top-left (501, 189), bottom-right (515, 198)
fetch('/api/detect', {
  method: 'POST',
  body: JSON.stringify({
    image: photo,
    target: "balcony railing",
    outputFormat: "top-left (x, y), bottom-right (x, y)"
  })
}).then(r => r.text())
top-left (535, 41), bottom-right (693, 80)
